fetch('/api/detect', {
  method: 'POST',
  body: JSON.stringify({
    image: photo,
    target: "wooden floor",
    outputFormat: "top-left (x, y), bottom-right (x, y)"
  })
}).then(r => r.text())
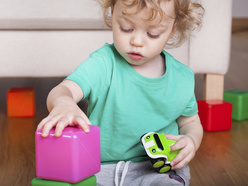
top-left (0, 24), bottom-right (248, 186)
top-left (0, 115), bottom-right (38, 186)
top-left (190, 121), bottom-right (248, 186)
top-left (0, 116), bottom-right (248, 186)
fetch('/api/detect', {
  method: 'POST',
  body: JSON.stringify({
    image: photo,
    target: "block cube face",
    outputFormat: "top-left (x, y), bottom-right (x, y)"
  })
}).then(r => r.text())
top-left (31, 175), bottom-right (97, 186)
top-left (197, 100), bottom-right (232, 132)
top-left (224, 89), bottom-right (248, 121)
top-left (7, 87), bottom-right (35, 117)
top-left (35, 126), bottom-right (100, 183)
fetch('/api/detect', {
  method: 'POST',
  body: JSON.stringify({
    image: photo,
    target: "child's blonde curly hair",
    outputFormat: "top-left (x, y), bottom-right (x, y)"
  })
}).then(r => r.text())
top-left (98, 0), bottom-right (204, 48)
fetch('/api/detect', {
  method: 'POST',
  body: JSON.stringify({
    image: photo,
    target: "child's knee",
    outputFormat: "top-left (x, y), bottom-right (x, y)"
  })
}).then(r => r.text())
top-left (149, 173), bottom-right (185, 186)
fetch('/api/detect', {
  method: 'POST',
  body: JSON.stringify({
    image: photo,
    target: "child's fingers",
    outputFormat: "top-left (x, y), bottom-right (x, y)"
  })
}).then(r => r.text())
top-left (54, 117), bottom-right (70, 137)
top-left (73, 116), bottom-right (91, 133)
top-left (171, 157), bottom-right (189, 170)
top-left (171, 150), bottom-right (193, 170)
top-left (41, 116), bottom-right (60, 137)
top-left (171, 148), bottom-right (187, 166)
top-left (170, 140), bottom-right (196, 170)
top-left (36, 117), bottom-right (50, 130)
top-left (169, 137), bottom-right (186, 152)
top-left (81, 115), bottom-right (92, 126)
top-left (165, 134), bottom-right (181, 141)
top-left (38, 109), bottom-right (91, 138)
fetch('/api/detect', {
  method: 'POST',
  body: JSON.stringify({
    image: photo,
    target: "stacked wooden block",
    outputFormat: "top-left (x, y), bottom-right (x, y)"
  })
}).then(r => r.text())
top-left (32, 125), bottom-right (100, 186)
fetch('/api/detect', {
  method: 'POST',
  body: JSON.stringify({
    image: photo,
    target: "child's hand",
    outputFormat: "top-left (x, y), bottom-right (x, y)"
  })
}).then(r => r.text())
top-left (37, 101), bottom-right (91, 138)
top-left (165, 134), bottom-right (196, 170)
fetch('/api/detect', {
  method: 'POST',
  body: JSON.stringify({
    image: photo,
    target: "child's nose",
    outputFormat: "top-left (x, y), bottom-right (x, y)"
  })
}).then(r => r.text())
top-left (130, 33), bottom-right (144, 47)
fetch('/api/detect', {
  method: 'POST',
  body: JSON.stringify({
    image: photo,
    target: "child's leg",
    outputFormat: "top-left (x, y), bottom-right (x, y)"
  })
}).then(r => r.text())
top-left (95, 163), bottom-right (116, 186)
top-left (126, 161), bottom-right (190, 186)
top-left (173, 165), bottom-right (191, 186)
top-left (95, 161), bottom-right (190, 186)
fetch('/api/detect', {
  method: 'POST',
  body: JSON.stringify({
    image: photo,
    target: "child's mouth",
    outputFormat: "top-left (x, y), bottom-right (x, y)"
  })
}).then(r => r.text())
top-left (128, 52), bottom-right (143, 60)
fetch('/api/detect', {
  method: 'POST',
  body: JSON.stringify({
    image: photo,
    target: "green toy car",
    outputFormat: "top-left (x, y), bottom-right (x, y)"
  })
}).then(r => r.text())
top-left (140, 132), bottom-right (180, 173)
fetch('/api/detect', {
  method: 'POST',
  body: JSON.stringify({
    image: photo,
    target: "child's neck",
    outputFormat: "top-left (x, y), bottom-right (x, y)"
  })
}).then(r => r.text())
top-left (130, 54), bottom-right (166, 78)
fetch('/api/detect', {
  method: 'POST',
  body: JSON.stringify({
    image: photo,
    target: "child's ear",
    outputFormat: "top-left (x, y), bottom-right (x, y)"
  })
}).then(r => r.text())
top-left (110, 5), bottom-right (114, 24)
top-left (170, 24), bottom-right (177, 38)
top-left (111, 5), bottom-right (114, 16)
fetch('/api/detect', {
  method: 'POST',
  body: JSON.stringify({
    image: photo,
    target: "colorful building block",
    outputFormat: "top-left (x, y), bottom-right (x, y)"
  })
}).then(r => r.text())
top-left (31, 175), bottom-right (97, 186)
top-left (35, 126), bottom-right (100, 183)
top-left (224, 89), bottom-right (248, 121)
top-left (7, 87), bottom-right (35, 117)
top-left (197, 99), bottom-right (232, 132)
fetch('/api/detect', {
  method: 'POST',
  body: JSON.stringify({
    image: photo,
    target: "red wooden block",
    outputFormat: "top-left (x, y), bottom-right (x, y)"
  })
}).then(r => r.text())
top-left (7, 87), bottom-right (35, 117)
top-left (197, 99), bottom-right (232, 132)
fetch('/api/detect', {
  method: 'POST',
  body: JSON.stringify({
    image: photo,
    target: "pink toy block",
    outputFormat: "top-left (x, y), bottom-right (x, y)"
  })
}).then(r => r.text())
top-left (197, 99), bottom-right (232, 132)
top-left (35, 126), bottom-right (100, 183)
top-left (7, 87), bottom-right (35, 117)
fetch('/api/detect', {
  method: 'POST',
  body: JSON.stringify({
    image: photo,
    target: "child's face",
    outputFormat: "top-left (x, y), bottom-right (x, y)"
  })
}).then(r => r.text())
top-left (111, 0), bottom-right (176, 66)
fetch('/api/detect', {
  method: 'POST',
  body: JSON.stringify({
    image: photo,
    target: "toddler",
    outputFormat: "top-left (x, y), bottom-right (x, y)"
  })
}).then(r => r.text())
top-left (37, 0), bottom-right (204, 185)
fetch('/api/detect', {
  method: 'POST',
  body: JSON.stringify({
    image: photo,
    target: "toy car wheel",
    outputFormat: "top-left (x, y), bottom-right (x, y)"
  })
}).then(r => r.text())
top-left (150, 158), bottom-right (166, 168)
top-left (159, 164), bottom-right (171, 173)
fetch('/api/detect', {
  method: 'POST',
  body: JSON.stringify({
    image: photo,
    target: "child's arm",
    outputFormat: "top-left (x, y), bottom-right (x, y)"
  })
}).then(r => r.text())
top-left (165, 114), bottom-right (203, 170)
top-left (37, 80), bottom-right (91, 137)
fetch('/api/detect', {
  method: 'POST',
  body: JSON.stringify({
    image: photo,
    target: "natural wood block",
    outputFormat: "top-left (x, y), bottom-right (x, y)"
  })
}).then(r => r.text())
top-left (204, 74), bottom-right (224, 100)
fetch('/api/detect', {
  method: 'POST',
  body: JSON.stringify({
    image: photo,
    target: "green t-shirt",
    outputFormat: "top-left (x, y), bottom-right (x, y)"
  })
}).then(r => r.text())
top-left (66, 43), bottom-right (198, 164)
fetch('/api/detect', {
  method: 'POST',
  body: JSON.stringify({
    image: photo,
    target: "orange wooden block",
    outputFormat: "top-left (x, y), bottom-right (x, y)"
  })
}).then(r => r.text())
top-left (7, 87), bottom-right (35, 117)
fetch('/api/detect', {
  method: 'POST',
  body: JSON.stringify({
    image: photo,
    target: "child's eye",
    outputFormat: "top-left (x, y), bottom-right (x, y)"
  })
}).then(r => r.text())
top-left (120, 26), bottom-right (133, 33)
top-left (147, 32), bottom-right (160, 39)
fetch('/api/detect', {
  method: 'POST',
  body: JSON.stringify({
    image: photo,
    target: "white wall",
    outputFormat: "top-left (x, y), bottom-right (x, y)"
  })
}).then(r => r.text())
top-left (232, 0), bottom-right (248, 17)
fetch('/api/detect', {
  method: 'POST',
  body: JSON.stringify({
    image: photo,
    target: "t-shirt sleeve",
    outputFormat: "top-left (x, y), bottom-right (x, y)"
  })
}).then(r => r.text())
top-left (181, 94), bottom-right (198, 117)
top-left (65, 51), bottom-right (109, 99)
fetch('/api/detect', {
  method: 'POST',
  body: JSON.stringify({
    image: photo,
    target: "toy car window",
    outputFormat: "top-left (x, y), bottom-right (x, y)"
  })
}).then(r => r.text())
top-left (154, 134), bottom-right (164, 150)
